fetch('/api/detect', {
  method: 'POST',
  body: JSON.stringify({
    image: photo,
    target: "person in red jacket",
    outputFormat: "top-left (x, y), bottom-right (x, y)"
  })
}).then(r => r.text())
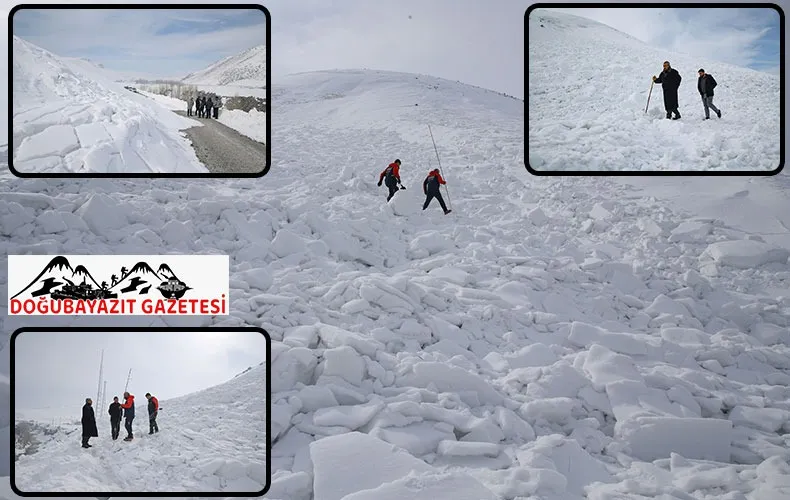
top-left (120, 392), bottom-right (135, 441)
top-left (378, 159), bottom-right (403, 202)
top-left (145, 393), bottom-right (159, 434)
top-left (422, 169), bottom-right (451, 215)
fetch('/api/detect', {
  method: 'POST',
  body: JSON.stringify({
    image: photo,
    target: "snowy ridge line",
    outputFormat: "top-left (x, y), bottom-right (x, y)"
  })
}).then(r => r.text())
top-left (12, 364), bottom-right (267, 493)
top-left (528, 10), bottom-right (781, 172)
top-left (2, 68), bottom-right (790, 499)
top-left (182, 44), bottom-right (267, 87)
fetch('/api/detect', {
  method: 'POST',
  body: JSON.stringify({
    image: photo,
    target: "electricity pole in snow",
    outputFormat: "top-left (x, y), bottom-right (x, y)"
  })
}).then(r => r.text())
top-left (96, 349), bottom-right (104, 406)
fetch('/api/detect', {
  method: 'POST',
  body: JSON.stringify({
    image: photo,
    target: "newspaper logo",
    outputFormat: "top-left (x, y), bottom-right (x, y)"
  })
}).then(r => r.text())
top-left (8, 255), bottom-right (229, 315)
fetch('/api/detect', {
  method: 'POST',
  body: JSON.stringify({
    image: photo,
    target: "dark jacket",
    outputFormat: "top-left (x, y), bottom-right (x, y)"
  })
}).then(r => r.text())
top-left (82, 403), bottom-right (98, 437)
top-left (379, 163), bottom-right (401, 185)
top-left (655, 68), bottom-right (682, 111)
top-left (423, 169), bottom-right (446, 194)
top-left (121, 394), bottom-right (135, 419)
top-left (108, 402), bottom-right (122, 421)
top-left (698, 74), bottom-right (717, 97)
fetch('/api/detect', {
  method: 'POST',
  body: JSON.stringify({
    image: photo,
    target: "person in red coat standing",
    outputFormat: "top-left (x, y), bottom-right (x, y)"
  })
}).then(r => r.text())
top-left (422, 169), bottom-right (451, 215)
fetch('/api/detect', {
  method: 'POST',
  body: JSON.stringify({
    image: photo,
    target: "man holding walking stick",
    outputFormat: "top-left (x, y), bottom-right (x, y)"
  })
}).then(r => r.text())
top-left (652, 61), bottom-right (682, 120)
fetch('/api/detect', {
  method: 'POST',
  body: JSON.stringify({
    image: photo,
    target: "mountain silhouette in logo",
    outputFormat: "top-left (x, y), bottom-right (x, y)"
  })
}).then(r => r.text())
top-left (112, 261), bottom-right (162, 293)
top-left (11, 256), bottom-right (102, 300)
top-left (156, 263), bottom-right (191, 299)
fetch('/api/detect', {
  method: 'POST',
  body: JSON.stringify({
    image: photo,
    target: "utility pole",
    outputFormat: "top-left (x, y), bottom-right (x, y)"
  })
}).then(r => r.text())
top-left (96, 349), bottom-right (104, 406)
top-left (102, 380), bottom-right (107, 409)
top-left (124, 368), bottom-right (132, 393)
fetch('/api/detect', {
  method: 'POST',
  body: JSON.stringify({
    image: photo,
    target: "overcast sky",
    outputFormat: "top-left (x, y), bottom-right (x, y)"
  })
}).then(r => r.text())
top-left (13, 330), bottom-right (267, 413)
top-left (12, 8), bottom-right (267, 79)
top-left (9, 0), bottom-right (526, 98)
top-left (542, 7), bottom-right (781, 75)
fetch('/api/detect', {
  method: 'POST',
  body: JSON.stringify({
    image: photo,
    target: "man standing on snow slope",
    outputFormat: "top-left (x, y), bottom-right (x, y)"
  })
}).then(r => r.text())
top-left (378, 159), bottom-right (404, 202)
top-left (697, 69), bottom-right (722, 120)
top-left (422, 168), bottom-right (452, 215)
top-left (108, 396), bottom-right (123, 440)
top-left (652, 61), bottom-right (682, 120)
top-left (81, 398), bottom-right (98, 448)
top-left (145, 393), bottom-right (159, 434)
top-left (120, 392), bottom-right (135, 441)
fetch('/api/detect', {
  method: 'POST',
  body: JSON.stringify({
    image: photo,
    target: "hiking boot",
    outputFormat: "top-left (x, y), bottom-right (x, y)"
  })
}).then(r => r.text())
top-left (666, 112), bottom-right (672, 119)
top-left (716, 110), bottom-right (721, 118)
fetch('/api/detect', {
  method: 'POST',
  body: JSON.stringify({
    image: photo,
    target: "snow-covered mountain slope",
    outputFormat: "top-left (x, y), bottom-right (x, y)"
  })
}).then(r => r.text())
top-left (528, 10), bottom-right (781, 172)
top-left (12, 36), bottom-right (207, 174)
top-left (182, 45), bottom-right (266, 87)
top-left (13, 364), bottom-right (266, 493)
top-left (1, 68), bottom-right (790, 500)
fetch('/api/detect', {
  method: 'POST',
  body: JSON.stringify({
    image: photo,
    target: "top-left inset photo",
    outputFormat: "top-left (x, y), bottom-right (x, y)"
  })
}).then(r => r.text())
top-left (9, 4), bottom-right (271, 177)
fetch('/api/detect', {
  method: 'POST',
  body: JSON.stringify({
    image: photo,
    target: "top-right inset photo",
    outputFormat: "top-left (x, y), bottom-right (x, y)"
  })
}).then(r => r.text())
top-left (527, 5), bottom-right (783, 174)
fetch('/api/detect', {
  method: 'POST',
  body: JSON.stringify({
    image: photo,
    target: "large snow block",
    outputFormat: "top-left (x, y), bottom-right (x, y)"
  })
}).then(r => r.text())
top-left (702, 240), bottom-right (790, 269)
top-left (342, 471), bottom-right (499, 500)
top-left (616, 416), bottom-right (732, 462)
top-left (310, 431), bottom-right (432, 500)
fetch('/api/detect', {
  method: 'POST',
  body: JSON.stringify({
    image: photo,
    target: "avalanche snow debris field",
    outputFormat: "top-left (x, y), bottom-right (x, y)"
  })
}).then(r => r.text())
top-left (2, 68), bottom-right (790, 500)
top-left (528, 10), bottom-right (781, 172)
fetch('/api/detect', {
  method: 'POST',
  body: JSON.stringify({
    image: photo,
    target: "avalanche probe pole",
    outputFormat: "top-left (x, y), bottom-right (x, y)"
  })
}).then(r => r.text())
top-left (427, 124), bottom-right (452, 211)
top-left (645, 80), bottom-right (654, 114)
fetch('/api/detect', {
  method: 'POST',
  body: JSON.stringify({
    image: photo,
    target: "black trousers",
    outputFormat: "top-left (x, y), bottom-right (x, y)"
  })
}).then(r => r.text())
top-left (82, 435), bottom-right (91, 447)
top-left (385, 178), bottom-right (399, 201)
top-left (423, 190), bottom-right (448, 212)
top-left (125, 417), bottom-right (134, 438)
top-left (149, 412), bottom-right (159, 433)
top-left (111, 418), bottom-right (121, 440)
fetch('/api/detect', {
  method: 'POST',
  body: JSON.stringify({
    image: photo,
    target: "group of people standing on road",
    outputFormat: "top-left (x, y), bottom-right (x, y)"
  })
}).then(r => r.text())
top-left (378, 159), bottom-right (452, 215)
top-left (186, 93), bottom-right (220, 119)
top-left (81, 392), bottom-right (159, 448)
top-left (652, 61), bottom-right (723, 121)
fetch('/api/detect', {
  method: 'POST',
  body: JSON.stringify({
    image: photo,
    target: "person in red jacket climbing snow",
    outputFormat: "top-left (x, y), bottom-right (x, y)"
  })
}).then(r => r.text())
top-left (422, 169), bottom-right (451, 215)
top-left (146, 393), bottom-right (159, 434)
top-left (120, 392), bottom-right (135, 441)
top-left (378, 159), bottom-right (404, 202)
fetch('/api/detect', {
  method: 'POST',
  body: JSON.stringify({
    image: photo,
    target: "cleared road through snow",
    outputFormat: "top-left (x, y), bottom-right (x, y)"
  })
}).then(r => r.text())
top-left (175, 111), bottom-right (266, 174)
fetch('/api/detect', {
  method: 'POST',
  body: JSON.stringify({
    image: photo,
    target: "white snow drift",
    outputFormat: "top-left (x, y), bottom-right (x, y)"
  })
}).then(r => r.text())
top-left (13, 363), bottom-right (266, 493)
top-left (12, 36), bottom-right (207, 174)
top-left (1, 67), bottom-right (790, 500)
top-left (528, 10), bottom-right (781, 172)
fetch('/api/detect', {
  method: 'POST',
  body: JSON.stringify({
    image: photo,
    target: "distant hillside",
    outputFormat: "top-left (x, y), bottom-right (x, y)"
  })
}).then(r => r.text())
top-left (182, 45), bottom-right (267, 87)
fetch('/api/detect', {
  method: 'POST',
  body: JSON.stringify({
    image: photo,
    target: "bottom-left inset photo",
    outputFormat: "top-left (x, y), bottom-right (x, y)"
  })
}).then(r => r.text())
top-left (10, 327), bottom-right (270, 496)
